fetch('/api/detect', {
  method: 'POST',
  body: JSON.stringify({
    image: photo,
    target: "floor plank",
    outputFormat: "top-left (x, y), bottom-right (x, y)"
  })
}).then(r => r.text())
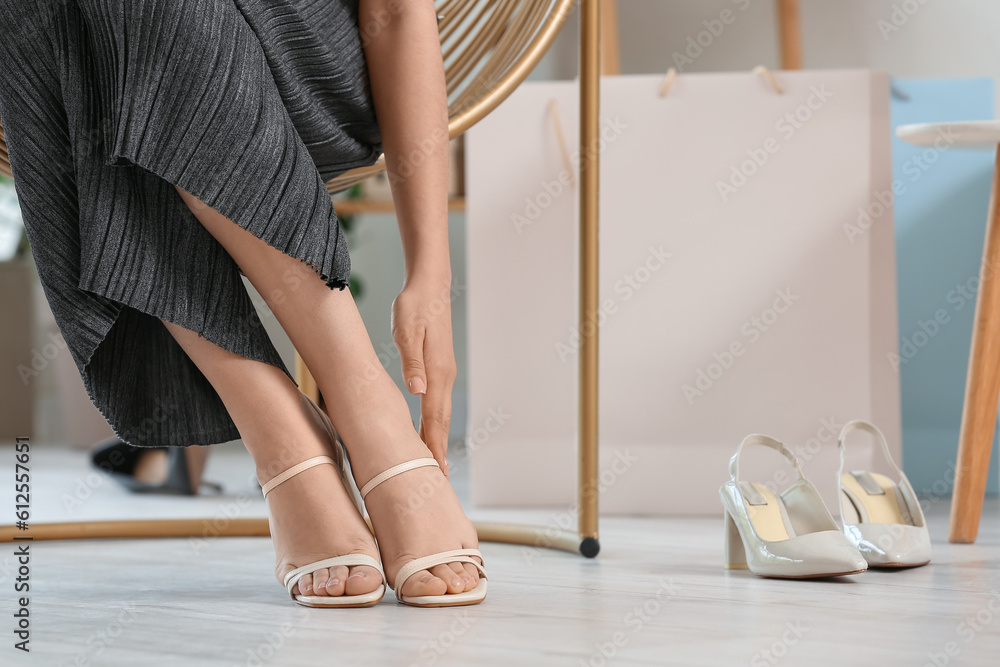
top-left (1, 442), bottom-right (997, 665)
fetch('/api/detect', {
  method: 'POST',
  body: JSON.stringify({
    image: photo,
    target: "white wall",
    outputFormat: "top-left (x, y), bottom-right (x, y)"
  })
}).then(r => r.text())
top-left (543, 0), bottom-right (1000, 103)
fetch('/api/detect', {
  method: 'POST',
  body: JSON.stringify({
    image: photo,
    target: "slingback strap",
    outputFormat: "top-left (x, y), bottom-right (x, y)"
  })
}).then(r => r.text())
top-left (837, 420), bottom-right (911, 503)
top-left (261, 455), bottom-right (335, 499)
top-left (359, 457), bottom-right (440, 501)
top-left (284, 554), bottom-right (386, 600)
top-left (837, 420), bottom-right (902, 477)
top-left (391, 548), bottom-right (487, 592)
top-left (728, 434), bottom-right (805, 483)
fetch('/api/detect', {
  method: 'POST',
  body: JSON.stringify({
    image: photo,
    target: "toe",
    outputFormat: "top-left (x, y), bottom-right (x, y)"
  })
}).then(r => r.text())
top-left (296, 573), bottom-right (314, 597)
top-left (461, 562), bottom-right (481, 589)
top-left (324, 565), bottom-right (350, 596)
top-left (399, 568), bottom-right (448, 598)
top-left (311, 568), bottom-right (330, 596)
top-left (448, 562), bottom-right (475, 591)
top-left (432, 564), bottom-right (466, 594)
top-left (345, 565), bottom-right (382, 596)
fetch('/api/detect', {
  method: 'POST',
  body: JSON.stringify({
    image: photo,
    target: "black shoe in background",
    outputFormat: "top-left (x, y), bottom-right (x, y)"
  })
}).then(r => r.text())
top-left (90, 438), bottom-right (220, 495)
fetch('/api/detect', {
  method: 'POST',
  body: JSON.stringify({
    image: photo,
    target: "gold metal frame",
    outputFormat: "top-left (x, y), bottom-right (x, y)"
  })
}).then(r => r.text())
top-left (1, 0), bottom-right (602, 558)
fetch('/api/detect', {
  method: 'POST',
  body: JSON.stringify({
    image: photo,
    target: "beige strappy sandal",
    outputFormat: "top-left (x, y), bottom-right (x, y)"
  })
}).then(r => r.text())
top-left (260, 442), bottom-right (387, 608)
top-left (359, 458), bottom-right (488, 607)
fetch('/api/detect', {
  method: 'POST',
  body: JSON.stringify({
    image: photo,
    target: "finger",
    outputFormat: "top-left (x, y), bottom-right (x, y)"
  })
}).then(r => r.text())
top-left (394, 325), bottom-right (427, 395)
top-left (420, 373), bottom-right (453, 477)
top-left (418, 419), bottom-right (447, 478)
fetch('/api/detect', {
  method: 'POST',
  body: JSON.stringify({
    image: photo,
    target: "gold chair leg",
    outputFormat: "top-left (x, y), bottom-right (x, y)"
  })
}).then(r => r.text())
top-left (0, 519), bottom-right (584, 554)
top-left (576, 0), bottom-right (601, 558)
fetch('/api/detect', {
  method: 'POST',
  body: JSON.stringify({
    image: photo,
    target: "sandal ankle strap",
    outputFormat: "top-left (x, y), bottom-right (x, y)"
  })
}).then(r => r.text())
top-left (260, 455), bottom-right (335, 499)
top-left (359, 457), bottom-right (440, 501)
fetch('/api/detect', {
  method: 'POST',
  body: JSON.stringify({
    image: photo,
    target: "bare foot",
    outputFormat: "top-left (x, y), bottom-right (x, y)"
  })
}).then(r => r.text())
top-left (259, 395), bottom-right (384, 599)
top-left (348, 425), bottom-right (482, 598)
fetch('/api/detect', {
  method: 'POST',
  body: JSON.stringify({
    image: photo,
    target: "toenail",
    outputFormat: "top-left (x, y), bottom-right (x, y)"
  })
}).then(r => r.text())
top-left (327, 579), bottom-right (339, 587)
top-left (452, 578), bottom-right (463, 587)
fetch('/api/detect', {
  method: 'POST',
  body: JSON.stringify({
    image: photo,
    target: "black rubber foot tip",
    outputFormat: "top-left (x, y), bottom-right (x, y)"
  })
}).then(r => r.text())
top-left (580, 537), bottom-right (600, 558)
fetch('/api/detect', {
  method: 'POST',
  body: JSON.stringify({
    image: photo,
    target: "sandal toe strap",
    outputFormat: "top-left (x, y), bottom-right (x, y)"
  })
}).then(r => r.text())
top-left (392, 548), bottom-right (487, 592)
top-left (284, 554), bottom-right (386, 599)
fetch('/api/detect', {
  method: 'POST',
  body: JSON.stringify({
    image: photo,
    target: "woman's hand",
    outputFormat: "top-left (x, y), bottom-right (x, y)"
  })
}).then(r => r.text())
top-left (360, 0), bottom-right (454, 474)
top-left (391, 273), bottom-right (456, 477)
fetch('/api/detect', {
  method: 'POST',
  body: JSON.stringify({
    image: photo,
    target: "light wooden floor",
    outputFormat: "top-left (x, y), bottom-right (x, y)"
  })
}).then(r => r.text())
top-left (1, 442), bottom-right (998, 666)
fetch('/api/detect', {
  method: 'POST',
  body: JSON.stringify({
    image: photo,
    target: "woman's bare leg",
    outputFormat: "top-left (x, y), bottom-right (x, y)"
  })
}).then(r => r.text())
top-left (174, 185), bottom-right (480, 597)
top-left (159, 319), bottom-right (383, 598)
top-left (131, 443), bottom-right (209, 492)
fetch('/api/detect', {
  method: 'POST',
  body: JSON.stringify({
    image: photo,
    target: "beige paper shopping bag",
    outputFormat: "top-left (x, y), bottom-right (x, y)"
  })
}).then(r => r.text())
top-left (465, 70), bottom-right (900, 515)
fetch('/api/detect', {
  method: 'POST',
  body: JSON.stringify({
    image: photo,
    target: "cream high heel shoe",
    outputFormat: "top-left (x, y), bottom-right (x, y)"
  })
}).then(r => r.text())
top-left (259, 397), bottom-right (386, 608)
top-left (837, 420), bottom-right (932, 568)
top-left (720, 434), bottom-right (868, 578)
top-left (359, 458), bottom-right (488, 607)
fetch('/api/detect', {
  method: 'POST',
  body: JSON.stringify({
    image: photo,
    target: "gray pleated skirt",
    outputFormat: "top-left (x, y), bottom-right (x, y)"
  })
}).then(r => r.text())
top-left (0, 0), bottom-right (382, 446)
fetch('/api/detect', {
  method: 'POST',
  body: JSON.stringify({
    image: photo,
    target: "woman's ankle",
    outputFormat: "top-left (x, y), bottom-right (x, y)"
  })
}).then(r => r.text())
top-left (338, 419), bottom-right (430, 487)
top-left (250, 433), bottom-right (331, 485)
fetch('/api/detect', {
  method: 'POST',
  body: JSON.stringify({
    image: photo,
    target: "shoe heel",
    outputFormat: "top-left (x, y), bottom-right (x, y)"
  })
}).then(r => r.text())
top-left (724, 511), bottom-right (749, 570)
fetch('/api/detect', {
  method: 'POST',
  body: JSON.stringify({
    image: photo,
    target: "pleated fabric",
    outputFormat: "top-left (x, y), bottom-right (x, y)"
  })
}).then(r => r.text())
top-left (0, 0), bottom-right (382, 446)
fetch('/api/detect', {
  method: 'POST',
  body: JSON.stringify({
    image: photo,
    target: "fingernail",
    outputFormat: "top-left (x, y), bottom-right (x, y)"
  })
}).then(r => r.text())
top-left (408, 377), bottom-right (427, 394)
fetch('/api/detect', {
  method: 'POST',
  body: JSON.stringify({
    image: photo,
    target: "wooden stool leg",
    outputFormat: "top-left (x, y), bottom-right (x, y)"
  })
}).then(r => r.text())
top-left (294, 351), bottom-right (321, 404)
top-left (951, 147), bottom-right (1000, 543)
top-left (777, 0), bottom-right (803, 70)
